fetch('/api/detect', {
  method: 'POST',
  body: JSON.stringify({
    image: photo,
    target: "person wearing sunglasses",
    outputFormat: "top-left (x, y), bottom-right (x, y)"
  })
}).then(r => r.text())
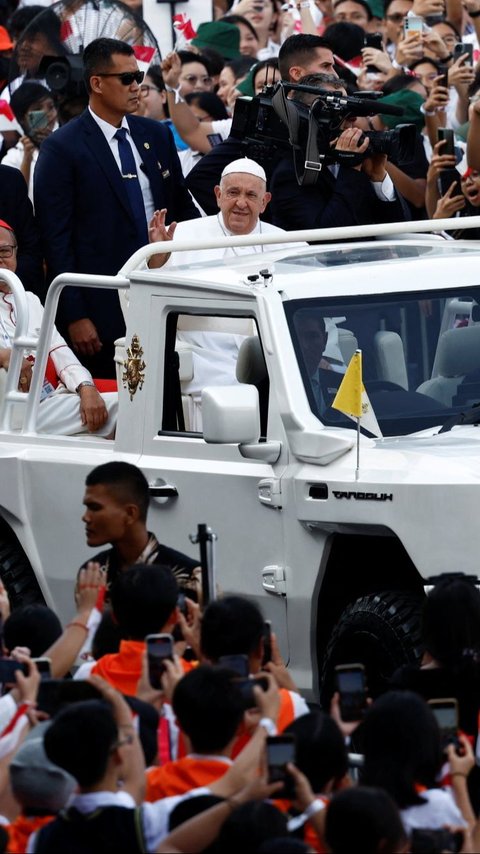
top-left (34, 37), bottom-right (199, 380)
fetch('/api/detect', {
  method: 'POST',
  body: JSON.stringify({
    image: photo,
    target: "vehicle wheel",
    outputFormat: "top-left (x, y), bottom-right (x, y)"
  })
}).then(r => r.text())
top-left (320, 591), bottom-right (423, 709)
top-left (0, 535), bottom-right (44, 610)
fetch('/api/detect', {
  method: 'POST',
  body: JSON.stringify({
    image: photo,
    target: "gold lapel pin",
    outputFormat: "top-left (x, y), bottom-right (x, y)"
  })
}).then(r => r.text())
top-left (144, 142), bottom-right (150, 150)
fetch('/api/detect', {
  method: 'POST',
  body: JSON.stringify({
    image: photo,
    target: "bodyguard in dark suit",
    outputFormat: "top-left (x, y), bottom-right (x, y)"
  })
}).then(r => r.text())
top-left (0, 165), bottom-right (44, 298)
top-left (34, 38), bottom-right (199, 378)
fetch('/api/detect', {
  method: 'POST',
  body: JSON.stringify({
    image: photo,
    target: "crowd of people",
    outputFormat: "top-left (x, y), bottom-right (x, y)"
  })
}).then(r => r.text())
top-left (0, 0), bottom-right (477, 851)
top-left (0, 462), bottom-right (475, 851)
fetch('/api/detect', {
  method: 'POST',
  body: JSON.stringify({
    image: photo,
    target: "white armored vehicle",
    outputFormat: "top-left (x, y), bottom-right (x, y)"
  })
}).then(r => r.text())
top-left (1, 220), bottom-right (479, 702)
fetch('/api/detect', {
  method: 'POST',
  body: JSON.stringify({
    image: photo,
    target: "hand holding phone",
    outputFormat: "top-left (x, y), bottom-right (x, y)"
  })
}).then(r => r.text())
top-left (404, 14), bottom-right (424, 39)
top-left (262, 620), bottom-right (272, 667)
top-left (218, 654), bottom-right (250, 677)
top-left (428, 697), bottom-right (461, 751)
top-left (233, 674), bottom-right (269, 709)
top-left (335, 663), bottom-right (368, 722)
top-left (32, 657), bottom-right (52, 680)
top-left (437, 127), bottom-right (455, 156)
top-left (146, 633), bottom-right (174, 690)
top-left (453, 42), bottom-right (473, 66)
top-left (0, 658), bottom-right (28, 684)
top-left (266, 735), bottom-right (296, 798)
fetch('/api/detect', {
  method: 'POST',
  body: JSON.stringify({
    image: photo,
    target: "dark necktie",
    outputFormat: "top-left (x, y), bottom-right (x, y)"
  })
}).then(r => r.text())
top-left (114, 127), bottom-right (148, 244)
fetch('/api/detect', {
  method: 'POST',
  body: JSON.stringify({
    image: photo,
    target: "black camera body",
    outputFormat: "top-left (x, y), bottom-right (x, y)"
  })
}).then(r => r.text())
top-left (230, 81), bottom-right (415, 187)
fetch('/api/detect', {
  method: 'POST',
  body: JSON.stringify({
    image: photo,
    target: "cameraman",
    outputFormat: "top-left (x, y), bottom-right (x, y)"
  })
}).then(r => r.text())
top-left (269, 73), bottom-right (410, 230)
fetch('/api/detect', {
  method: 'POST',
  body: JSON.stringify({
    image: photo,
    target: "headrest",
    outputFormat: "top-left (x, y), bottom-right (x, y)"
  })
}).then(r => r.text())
top-left (437, 325), bottom-right (480, 377)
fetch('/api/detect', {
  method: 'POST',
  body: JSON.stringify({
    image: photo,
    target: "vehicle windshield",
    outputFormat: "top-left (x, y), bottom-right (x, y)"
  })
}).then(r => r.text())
top-left (285, 287), bottom-right (480, 437)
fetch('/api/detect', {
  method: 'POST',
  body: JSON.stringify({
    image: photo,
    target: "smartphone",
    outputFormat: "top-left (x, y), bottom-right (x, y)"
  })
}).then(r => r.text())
top-left (437, 127), bottom-right (455, 156)
top-left (27, 110), bottom-right (50, 131)
top-left (266, 735), bottom-right (296, 798)
top-left (453, 41), bottom-right (473, 66)
top-left (0, 658), bottom-right (27, 683)
top-left (335, 663), bottom-right (367, 722)
top-left (364, 32), bottom-right (383, 50)
top-left (218, 653), bottom-right (250, 677)
top-left (410, 828), bottom-right (463, 853)
top-left (403, 14), bottom-right (424, 39)
top-left (233, 674), bottom-right (269, 709)
top-left (32, 657), bottom-right (52, 680)
top-left (146, 633), bottom-right (174, 690)
top-left (37, 679), bottom-right (101, 715)
top-left (437, 63), bottom-right (449, 87)
top-left (428, 697), bottom-right (460, 749)
top-left (437, 168), bottom-right (463, 198)
top-left (262, 620), bottom-right (272, 667)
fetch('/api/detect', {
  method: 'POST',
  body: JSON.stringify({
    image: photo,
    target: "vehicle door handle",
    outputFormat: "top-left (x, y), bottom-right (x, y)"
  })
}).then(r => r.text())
top-left (148, 480), bottom-right (178, 498)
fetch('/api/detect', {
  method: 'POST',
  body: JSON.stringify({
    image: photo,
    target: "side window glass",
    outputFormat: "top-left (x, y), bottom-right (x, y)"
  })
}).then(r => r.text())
top-left (161, 314), bottom-right (269, 435)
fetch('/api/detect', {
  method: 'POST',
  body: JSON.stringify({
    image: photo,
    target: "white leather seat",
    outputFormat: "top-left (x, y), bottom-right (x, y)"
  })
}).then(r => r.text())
top-left (374, 331), bottom-right (408, 390)
top-left (417, 325), bottom-right (480, 406)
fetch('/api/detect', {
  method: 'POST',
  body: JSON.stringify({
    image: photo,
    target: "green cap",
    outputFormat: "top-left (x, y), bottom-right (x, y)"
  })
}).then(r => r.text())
top-left (378, 88), bottom-right (425, 131)
top-left (365, 0), bottom-right (385, 18)
top-left (236, 65), bottom-right (256, 96)
top-left (191, 21), bottom-right (241, 60)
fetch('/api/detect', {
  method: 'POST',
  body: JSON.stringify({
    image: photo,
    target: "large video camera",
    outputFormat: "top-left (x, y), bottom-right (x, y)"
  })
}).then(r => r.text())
top-left (230, 80), bottom-right (416, 187)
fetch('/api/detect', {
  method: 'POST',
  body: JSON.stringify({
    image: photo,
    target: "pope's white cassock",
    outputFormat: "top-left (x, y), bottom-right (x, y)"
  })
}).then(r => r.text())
top-left (0, 291), bottom-right (117, 435)
top-left (164, 213), bottom-right (305, 431)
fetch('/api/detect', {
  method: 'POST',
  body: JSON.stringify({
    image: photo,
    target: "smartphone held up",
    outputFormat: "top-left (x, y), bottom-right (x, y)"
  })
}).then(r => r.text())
top-left (146, 633), bottom-right (174, 690)
top-left (335, 663), bottom-right (368, 722)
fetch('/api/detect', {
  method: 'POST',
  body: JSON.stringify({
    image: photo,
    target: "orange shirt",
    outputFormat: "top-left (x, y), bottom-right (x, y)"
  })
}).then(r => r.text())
top-left (91, 641), bottom-right (196, 695)
top-left (146, 756), bottom-right (231, 801)
top-left (7, 815), bottom-right (54, 853)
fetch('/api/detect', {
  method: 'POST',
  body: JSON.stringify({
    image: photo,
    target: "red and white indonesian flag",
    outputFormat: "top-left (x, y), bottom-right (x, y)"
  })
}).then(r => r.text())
top-left (133, 46), bottom-right (156, 76)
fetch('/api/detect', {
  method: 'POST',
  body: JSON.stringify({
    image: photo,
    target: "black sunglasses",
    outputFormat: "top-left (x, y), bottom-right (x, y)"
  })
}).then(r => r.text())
top-left (97, 71), bottom-right (144, 85)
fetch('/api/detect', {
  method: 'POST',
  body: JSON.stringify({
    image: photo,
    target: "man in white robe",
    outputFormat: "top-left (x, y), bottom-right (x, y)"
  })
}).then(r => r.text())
top-left (0, 220), bottom-right (117, 436)
top-left (146, 157), bottom-right (305, 430)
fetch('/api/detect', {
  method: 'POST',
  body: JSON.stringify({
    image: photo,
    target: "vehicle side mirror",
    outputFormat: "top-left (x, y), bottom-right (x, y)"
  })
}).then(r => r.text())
top-left (202, 385), bottom-right (260, 445)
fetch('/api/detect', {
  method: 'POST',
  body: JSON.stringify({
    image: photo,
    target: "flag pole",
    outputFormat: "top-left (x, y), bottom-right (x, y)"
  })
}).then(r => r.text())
top-left (356, 417), bottom-right (360, 481)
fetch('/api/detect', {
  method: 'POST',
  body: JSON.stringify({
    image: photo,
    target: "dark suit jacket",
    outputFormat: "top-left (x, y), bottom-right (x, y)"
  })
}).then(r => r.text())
top-left (0, 165), bottom-right (44, 299)
top-left (34, 110), bottom-right (199, 351)
top-left (270, 155), bottom-right (410, 231)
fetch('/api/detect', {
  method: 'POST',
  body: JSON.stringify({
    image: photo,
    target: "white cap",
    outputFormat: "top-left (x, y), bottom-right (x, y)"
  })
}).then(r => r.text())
top-left (221, 157), bottom-right (267, 183)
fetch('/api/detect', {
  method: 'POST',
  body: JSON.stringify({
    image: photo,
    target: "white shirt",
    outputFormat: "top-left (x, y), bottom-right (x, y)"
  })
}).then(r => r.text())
top-left (2, 123), bottom-right (59, 204)
top-left (401, 788), bottom-right (466, 832)
top-left (88, 107), bottom-right (155, 224)
top-left (27, 787), bottom-right (212, 853)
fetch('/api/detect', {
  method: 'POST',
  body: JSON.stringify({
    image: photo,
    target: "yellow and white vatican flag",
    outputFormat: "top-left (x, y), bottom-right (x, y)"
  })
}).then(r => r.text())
top-left (331, 350), bottom-right (382, 478)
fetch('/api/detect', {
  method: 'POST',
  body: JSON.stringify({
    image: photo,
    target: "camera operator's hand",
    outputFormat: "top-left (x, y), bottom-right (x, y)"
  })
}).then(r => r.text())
top-left (433, 182), bottom-right (466, 218)
top-left (395, 35), bottom-right (424, 66)
top-left (333, 127), bottom-right (369, 169)
top-left (362, 152), bottom-right (388, 182)
top-left (361, 47), bottom-right (392, 74)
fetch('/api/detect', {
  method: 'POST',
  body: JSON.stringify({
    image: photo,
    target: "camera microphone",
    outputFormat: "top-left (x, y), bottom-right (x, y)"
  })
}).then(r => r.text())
top-left (342, 96), bottom-right (405, 117)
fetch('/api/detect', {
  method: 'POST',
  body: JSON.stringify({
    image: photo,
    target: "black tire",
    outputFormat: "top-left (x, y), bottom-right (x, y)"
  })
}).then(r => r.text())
top-left (320, 591), bottom-right (423, 708)
top-left (0, 534), bottom-right (44, 610)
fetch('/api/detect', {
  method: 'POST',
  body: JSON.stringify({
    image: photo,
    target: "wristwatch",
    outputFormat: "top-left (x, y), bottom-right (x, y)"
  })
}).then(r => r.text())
top-left (76, 381), bottom-right (96, 393)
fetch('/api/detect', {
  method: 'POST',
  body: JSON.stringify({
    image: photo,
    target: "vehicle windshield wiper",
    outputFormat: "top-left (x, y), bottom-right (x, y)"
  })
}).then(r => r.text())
top-left (438, 402), bottom-right (480, 434)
